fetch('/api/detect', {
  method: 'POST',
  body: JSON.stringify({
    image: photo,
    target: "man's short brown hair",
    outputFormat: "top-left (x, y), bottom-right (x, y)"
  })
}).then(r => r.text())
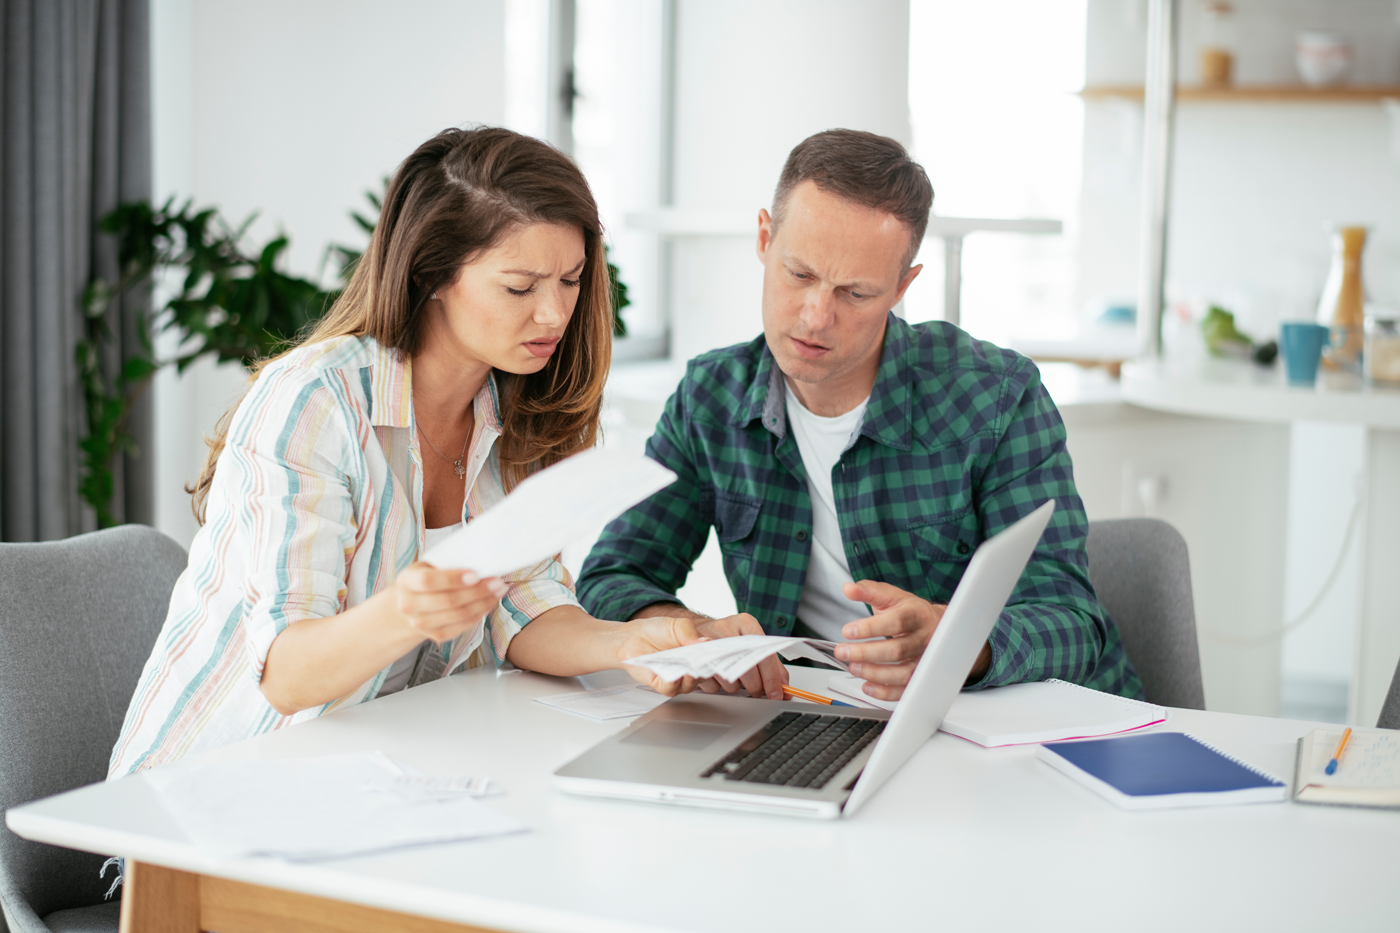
top-left (771, 129), bottom-right (934, 269)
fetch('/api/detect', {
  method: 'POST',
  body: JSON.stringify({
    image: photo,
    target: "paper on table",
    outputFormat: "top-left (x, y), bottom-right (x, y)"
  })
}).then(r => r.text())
top-left (421, 448), bottom-right (676, 577)
top-left (363, 774), bottom-right (501, 802)
top-left (144, 751), bottom-right (525, 860)
top-left (829, 675), bottom-right (1167, 746)
top-left (622, 635), bottom-right (848, 683)
top-left (534, 685), bottom-right (670, 721)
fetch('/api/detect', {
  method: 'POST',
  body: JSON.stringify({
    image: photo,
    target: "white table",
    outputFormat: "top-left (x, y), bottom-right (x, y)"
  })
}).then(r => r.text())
top-left (9, 666), bottom-right (1399, 932)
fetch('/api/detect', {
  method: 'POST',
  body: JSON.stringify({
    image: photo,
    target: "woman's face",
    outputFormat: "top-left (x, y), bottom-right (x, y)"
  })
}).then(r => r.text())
top-left (428, 221), bottom-right (586, 375)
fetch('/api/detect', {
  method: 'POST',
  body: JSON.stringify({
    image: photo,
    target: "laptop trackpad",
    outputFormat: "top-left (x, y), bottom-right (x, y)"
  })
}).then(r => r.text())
top-left (621, 721), bottom-right (730, 750)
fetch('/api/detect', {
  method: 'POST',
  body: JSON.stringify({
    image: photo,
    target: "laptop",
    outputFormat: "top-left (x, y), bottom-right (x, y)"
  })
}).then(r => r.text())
top-left (552, 500), bottom-right (1056, 819)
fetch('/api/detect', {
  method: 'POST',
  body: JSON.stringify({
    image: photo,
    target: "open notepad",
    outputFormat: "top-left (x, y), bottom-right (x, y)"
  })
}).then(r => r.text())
top-left (829, 675), bottom-right (1167, 747)
top-left (1293, 728), bottom-right (1400, 808)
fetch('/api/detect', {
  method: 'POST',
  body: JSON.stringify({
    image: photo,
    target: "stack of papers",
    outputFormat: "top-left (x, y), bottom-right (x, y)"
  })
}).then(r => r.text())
top-left (422, 448), bottom-right (676, 576)
top-left (534, 685), bottom-right (671, 721)
top-left (144, 752), bottom-right (524, 860)
top-left (830, 675), bottom-right (1167, 747)
top-left (622, 635), bottom-right (848, 683)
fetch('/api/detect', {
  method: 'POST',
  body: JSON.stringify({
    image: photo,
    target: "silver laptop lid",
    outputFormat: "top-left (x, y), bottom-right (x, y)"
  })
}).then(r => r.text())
top-left (842, 500), bottom-right (1055, 815)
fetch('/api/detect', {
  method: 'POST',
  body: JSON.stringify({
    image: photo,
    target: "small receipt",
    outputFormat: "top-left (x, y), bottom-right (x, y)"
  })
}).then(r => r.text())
top-left (363, 775), bottom-right (499, 802)
top-left (534, 685), bottom-right (670, 721)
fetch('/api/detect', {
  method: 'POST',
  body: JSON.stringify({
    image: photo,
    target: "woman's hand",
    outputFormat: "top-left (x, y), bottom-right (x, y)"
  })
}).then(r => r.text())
top-left (395, 562), bottom-right (506, 644)
top-left (614, 616), bottom-right (707, 697)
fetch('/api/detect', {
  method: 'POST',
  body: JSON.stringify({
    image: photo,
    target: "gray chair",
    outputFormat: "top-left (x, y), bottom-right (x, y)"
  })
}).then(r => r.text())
top-left (1379, 655), bottom-right (1400, 730)
top-left (0, 526), bottom-right (186, 933)
top-left (1085, 518), bottom-right (1206, 710)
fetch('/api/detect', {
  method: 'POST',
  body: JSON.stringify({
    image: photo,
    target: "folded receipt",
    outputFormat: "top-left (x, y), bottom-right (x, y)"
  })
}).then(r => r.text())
top-left (623, 635), bottom-right (849, 683)
top-left (422, 448), bottom-right (676, 577)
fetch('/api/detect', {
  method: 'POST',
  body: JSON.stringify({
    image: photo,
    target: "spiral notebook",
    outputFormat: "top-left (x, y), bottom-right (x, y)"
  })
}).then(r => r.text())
top-left (1036, 732), bottom-right (1288, 809)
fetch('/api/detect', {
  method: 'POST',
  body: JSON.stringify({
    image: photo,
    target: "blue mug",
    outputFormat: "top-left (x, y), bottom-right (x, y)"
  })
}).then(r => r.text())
top-left (1280, 322), bottom-right (1331, 386)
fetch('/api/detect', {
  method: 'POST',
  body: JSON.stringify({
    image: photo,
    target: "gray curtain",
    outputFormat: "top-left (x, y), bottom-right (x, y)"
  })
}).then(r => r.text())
top-left (1, 0), bottom-right (152, 542)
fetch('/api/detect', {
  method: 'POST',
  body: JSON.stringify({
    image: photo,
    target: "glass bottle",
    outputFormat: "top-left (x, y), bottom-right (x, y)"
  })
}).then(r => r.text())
top-left (1317, 225), bottom-right (1367, 373)
top-left (1199, 1), bottom-right (1236, 88)
top-left (1364, 317), bottom-right (1400, 385)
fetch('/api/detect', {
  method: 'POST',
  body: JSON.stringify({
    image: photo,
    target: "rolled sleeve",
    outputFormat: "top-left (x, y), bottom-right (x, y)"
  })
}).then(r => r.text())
top-left (483, 556), bottom-right (581, 667)
top-left (223, 369), bottom-right (355, 682)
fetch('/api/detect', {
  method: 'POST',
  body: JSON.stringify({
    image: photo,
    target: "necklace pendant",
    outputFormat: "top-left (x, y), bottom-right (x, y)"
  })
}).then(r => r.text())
top-left (452, 459), bottom-right (466, 479)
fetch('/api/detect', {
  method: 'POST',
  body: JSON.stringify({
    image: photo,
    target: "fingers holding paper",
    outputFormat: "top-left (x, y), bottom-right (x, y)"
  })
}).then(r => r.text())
top-left (616, 616), bottom-right (708, 697)
top-left (693, 614), bottom-right (789, 701)
top-left (395, 562), bottom-right (506, 644)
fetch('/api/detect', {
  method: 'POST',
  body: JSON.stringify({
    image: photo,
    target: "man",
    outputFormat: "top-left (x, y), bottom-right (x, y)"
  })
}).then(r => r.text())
top-left (578, 129), bottom-right (1141, 705)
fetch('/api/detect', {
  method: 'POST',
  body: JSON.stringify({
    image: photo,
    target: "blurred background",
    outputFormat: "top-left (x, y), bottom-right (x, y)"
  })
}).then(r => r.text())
top-left (5, 0), bottom-right (1400, 728)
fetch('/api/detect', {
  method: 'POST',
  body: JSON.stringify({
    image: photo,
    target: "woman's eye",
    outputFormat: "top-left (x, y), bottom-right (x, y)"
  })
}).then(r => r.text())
top-left (562, 278), bottom-right (581, 289)
top-left (506, 285), bottom-right (536, 296)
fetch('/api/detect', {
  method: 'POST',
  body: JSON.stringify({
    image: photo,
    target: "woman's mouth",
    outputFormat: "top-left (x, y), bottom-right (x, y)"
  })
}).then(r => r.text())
top-left (524, 337), bottom-right (560, 358)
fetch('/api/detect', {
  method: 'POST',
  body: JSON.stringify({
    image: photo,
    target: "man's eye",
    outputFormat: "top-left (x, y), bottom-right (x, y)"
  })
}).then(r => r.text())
top-left (792, 272), bottom-right (810, 281)
top-left (849, 291), bottom-right (867, 300)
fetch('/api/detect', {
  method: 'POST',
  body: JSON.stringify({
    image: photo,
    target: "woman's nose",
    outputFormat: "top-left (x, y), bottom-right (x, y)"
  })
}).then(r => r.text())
top-left (534, 285), bottom-right (570, 326)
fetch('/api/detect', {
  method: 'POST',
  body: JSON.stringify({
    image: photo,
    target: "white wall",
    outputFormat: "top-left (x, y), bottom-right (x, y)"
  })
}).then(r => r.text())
top-left (665, 0), bottom-right (913, 365)
top-left (150, 0), bottom-right (508, 548)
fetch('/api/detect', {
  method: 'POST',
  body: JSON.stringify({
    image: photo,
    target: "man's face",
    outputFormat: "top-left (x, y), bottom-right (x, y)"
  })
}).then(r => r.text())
top-left (758, 180), bottom-right (922, 396)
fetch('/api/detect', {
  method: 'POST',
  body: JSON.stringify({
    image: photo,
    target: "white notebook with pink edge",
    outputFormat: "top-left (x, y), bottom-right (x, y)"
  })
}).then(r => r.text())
top-left (828, 676), bottom-right (1168, 748)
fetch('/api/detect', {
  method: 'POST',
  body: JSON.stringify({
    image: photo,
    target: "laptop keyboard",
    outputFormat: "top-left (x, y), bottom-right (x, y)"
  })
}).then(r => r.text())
top-left (701, 711), bottom-right (886, 790)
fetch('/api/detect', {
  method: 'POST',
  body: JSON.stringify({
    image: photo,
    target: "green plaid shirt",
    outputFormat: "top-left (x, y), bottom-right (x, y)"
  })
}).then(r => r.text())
top-left (579, 314), bottom-right (1142, 697)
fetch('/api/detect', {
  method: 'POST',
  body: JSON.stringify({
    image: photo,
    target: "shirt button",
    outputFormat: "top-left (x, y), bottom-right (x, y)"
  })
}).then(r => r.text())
top-left (776, 615), bottom-right (788, 628)
top-left (957, 541), bottom-right (971, 555)
top-left (795, 529), bottom-right (808, 542)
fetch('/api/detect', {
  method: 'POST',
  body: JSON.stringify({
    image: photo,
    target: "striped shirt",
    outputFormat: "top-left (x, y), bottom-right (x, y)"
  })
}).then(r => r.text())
top-left (109, 335), bottom-right (579, 777)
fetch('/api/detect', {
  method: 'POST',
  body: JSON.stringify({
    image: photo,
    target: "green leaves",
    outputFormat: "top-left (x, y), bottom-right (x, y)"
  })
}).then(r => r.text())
top-left (77, 198), bottom-right (339, 527)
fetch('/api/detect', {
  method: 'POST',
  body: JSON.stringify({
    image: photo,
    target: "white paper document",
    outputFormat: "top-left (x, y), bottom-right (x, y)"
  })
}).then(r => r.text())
top-left (534, 685), bottom-right (670, 721)
top-left (363, 774), bottom-right (500, 802)
top-left (622, 635), bottom-right (848, 683)
top-left (829, 674), bottom-right (1167, 746)
top-left (421, 448), bottom-right (676, 577)
top-left (145, 751), bottom-right (525, 860)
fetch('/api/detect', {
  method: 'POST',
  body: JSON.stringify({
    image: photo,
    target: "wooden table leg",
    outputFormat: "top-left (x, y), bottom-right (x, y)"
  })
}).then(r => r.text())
top-left (119, 861), bottom-right (200, 933)
top-left (117, 859), bottom-right (500, 933)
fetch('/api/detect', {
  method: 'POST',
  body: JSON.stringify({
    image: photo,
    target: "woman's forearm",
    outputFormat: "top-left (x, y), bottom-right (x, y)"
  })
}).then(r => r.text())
top-left (260, 587), bottom-right (423, 715)
top-left (504, 605), bottom-right (628, 675)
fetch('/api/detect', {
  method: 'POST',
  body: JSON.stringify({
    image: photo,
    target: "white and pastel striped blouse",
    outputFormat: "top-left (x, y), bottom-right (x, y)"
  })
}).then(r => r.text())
top-left (109, 335), bottom-right (579, 777)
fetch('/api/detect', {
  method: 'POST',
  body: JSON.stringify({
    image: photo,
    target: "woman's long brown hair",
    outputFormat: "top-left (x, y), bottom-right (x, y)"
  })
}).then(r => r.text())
top-left (188, 127), bottom-right (612, 523)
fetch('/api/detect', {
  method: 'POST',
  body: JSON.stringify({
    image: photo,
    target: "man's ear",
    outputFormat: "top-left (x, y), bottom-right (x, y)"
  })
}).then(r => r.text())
top-left (756, 208), bottom-right (774, 263)
top-left (892, 263), bottom-right (923, 306)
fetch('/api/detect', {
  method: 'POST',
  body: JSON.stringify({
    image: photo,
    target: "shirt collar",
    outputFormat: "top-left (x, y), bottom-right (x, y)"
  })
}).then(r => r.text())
top-left (744, 312), bottom-right (914, 451)
top-left (369, 340), bottom-right (505, 432)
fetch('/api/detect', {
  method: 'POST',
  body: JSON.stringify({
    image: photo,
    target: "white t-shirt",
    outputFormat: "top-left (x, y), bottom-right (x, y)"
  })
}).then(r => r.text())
top-left (784, 383), bottom-right (872, 642)
top-left (379, 522), bottom-right (463, 696)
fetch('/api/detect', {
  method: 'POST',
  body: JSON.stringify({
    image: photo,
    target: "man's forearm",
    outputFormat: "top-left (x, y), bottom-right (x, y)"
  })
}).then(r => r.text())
top-left (629, 601), bottom-right (713, 623)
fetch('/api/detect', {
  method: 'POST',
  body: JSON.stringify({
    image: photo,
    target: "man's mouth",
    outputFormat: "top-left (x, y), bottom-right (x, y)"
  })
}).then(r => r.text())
top-left (790, 336), bottom-right (830, 360)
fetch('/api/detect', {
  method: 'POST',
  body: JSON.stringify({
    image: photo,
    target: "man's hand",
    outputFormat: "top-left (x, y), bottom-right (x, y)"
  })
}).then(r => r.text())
top-left (629, 604), bottom-right (789, 701)
top-left (692, 613), bottom-right (789, 700)
top-left (835, 580), bottom-right (991, 701)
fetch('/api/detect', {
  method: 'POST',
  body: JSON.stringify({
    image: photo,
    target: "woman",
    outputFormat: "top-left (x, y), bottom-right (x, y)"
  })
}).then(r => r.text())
top-left (110, 127), bottom-right (699, 778)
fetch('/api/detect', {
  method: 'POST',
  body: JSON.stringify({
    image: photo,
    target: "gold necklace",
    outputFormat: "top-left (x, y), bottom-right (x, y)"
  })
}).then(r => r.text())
top-left (419, 422), bottom-right (470, 478)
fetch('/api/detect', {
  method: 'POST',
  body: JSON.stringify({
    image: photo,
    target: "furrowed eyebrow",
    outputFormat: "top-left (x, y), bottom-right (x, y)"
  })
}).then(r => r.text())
top-left (501, 258), bottom-right (586, 279)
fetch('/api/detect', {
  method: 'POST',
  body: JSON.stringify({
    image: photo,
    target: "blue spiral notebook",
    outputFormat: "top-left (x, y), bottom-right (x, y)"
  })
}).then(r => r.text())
top-left (1036, 732), bottom-right (1288, 809)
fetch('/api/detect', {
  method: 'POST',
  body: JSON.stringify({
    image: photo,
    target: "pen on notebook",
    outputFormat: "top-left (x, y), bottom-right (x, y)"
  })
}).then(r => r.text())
top-left (1325, 727), bottom-right (1352, 775)
top-left (781, 684), bottom-right (855, 708)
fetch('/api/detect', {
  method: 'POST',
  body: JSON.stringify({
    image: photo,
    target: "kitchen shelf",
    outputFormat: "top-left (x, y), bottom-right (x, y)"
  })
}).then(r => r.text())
top-left (1080, 84), bottom-right (1400, 103)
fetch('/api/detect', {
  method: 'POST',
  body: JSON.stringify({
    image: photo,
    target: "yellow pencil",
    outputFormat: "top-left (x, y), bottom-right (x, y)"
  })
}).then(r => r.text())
top-left (1325, 727), bottom-right (1352, 775)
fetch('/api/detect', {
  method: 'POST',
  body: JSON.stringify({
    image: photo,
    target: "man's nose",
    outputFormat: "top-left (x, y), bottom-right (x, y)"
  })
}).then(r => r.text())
top-left (799, 289), bottom-right (837, 332)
